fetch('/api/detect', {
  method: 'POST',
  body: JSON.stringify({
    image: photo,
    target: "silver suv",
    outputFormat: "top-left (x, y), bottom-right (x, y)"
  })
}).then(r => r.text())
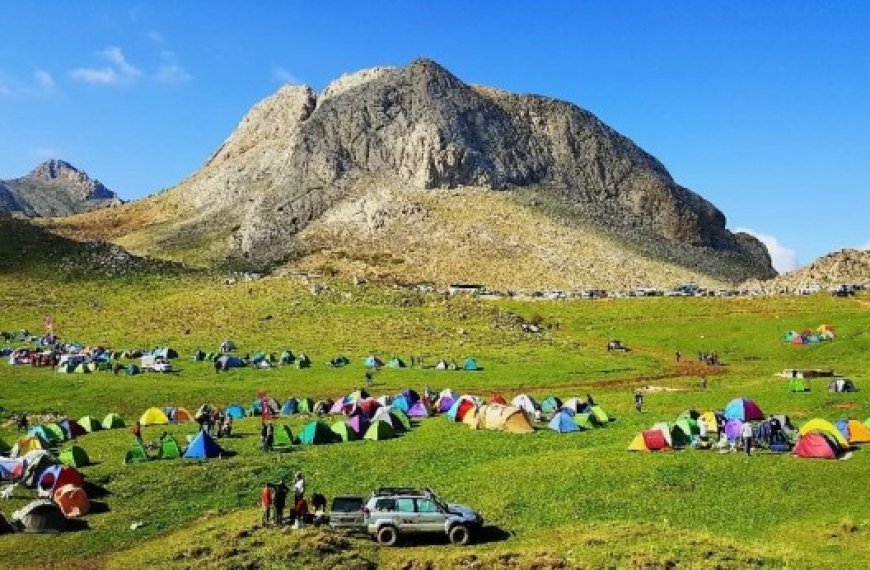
top-left (330, 487), bottom-right (482, 546)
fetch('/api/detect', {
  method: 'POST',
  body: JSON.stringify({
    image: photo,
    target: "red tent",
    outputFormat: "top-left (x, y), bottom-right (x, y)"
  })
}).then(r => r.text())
top-left (490, 393), bottom-right (507, 405)
top-left (642, 430), bottom-right (669, 451)
top-left (456, 400), bottom-right (475, 421)
top-left (794, 432), bottom-right (838, 459)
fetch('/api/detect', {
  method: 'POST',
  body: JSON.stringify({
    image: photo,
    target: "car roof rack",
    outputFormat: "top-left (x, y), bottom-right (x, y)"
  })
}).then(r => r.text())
top-left (371, 487), bottom-right (424, 497)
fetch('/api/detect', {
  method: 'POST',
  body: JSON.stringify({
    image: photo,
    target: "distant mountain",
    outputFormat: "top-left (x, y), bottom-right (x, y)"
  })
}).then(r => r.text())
top-left (44, 59), bottom-right (776, 287)
top-left (0, 160), bottom-right (121, 217)
top-left (743, 248), bottom-right (870, 291)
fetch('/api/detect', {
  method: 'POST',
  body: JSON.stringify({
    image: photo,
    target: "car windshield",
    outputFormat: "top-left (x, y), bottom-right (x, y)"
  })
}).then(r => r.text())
top-left (428, 492), bottom-right (449, 512)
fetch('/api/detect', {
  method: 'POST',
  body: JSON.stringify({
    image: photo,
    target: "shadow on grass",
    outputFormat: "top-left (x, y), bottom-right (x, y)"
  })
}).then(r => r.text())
top-left (85, 481), bottom-right (111, 498)
top-left (400, 525), bottom-right (512, 547)
top-left (89, 501), bottom-right (110, 514)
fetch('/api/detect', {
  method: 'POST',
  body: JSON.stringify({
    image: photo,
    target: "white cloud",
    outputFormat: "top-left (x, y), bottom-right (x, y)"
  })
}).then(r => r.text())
top-left (71, 46), bottom-right (141, 85)
top-left (33, 69), bottom-right (55, 92)
top-left (155, 64), bottom-right (192, 83)
top-left (272, 66), bottom-right (300, 84)
top-left (735, 227), bottom-right (800, 273)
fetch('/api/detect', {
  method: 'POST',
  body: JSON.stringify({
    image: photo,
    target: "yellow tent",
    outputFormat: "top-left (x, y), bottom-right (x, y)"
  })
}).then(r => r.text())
top-left (474, 404), bottom-right (535, 434)
top-left (627, 433), bottom-right (648, 451)
top-left (140, 407), bottom-right (169, 426)
top-left (462, 406), bottom-right (480, 429)
top-left (799, 418), bottom-right (848, 448)
top-left (700, 411), bottom-right (719, 433)
top-left (14, 436), bottom-right (44, 456)
top-left (842, 420), bottom-right (870, 444)
top-left (817, 324), bottom-right (835, 333)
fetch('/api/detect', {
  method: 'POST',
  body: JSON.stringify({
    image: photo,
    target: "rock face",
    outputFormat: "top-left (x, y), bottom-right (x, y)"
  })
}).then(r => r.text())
top-left (162, 58), bottom-right (773, 279)
top-left (744, 249), bottom-right (870, 291)
top-left (0, 160), bottom-right (121, 217)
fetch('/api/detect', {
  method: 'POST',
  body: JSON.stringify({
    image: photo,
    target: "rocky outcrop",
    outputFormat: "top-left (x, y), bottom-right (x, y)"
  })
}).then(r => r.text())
top-left (0, 160), bottom-right (122, 217)
top-left (743, 248), bottom-right (869, 291)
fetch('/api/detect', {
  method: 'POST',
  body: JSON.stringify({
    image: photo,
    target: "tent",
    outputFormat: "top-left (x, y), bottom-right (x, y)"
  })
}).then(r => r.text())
top-left (573, 413), bottom-right (596, 430)
top-left (331, 421), bottom-right (357, 442)
top-left (13, 436), bottom-right (46, 457)
top-left (329, 355), bottom-right (350, 368)
top-left (140, 407), bottom-right (169, 426)
top-left (391, 395), bottom-right (410, 413)
top-left (358, 398), bottom-right (381, 418)
top-left (28, 426), bottom-right (59, 445)
top-left (53, 484), bottom-right (90, 518)
top-left (789, 378), bottom-right (810, 392)
top-left (125, 364), bottom-right (140, 375)
top-left (463, 357), bottom-right (481, 371)
top-left (21, 450), bottom-right (58, 487)
top-left (363, 355), bottom-right (383, 368)
top-left (490, 393), bottom-right (507, 406)
top-left (474, 404), bottom-right (535, 434)
top-left (297, 397), bottom-right (314, 414)
top-left (272, 424), bottom-right (293, 448)
top-left (0, 457), bottom-right (24, 481)
top-left (724, 419), bottom-right (743, 441)
top-left (462, 406), bottom-right (480, 428)
top-left (281, 398), bottom-right (299, 415)
top-left (347, 415), bottom-right (370, 438)
top-left (373, 409), bottom-right (409, 433)
top-left (59, 445), bottom-right (89, 468)
top-left (78, 416), bottom-right (102, 433)
top-left (407, 401), bottom-right (429, 418)
top-left (828, 378), bottom-right (857, 393)
top-left (37, 465), bottom-right (85, 497)
top-left (548, 410), bottom-right (580, 433)
top-left (836, 419), bottom-right (870, 445)
top-left (447, 398), bottom-right (476, 422)
top-left (673, 417), bottom-right (699, 439)
top-left (589, 405), bottom-right (610, 424)
top-left (817, 324), bottom-right (835, 333)
top-left (224, 404), bottom-right (246, 419)
top-left (43, 424), bottom-right (66, 442)
top-left (364, 420), bottom-right (395, 441)
top-left (102, 413), bottom-right (125, 430)
top-left (791, 335), bottom-right (807, 345)
top-left (540, 396), bottom-right (563, 414)
top-left (220, 339), bottom-right (236, 352)
top-left (153, 347), bottom-right (179, 359)
top-left (628, 430), bottom-right (670, 451)
top-left (59, 419), bottom-right (87, 439)
top-left (295, 353), bottom-right (311, 369)
top-left (387, 356), bottom-right (406, 369)
top-left (434, 359), bottom-right (449, 370)
top-left (313, 400), bottom-right (333, 415)
top-left (669, 424), bottom-right (693, 448)
top-left (193, 349), bottom-right (205, 362)
top-left (390, 409), bottom-right (411, 432)
top-left (158, 435), bottom-right (182, 460)
top-left (794, 432), bottom-right (842, 460)
top-left (349, 389), bottom-right (370, 402)
top-left (125, 439), bottom-right (150, 463)
top-left (183, 430), bottom-right (222, 459)
top-left (561, 398), bottom-right (588, 414)
top-left (12, 500), bottom-right (66, 533)
top-left (172, 407), bottom-right (194, 422)
top-left (723, 398), bottom-right (764, 421)
top-left (298, 421), bottom-right (335, 445)
top-left (700, 411), bottom-right (719, 434)
top-left (798, 418), bottom-right (849, 448)
top-left (511, 394), bottom-right (538, 415)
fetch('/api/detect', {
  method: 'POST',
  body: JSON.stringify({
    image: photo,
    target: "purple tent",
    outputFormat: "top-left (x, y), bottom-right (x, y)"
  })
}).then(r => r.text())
top-left (725, 419), bottom-right (743, 440)
top-left (329, 399), bottom-right (345, 414)
top-left (402, 389), bottom-right (420, 405)
top-left (438, 396), bottom-right (455, 413)
top-left (347, 415), bottom-right (370, 437)
top-left (408, 401), bottom-right (429, 418)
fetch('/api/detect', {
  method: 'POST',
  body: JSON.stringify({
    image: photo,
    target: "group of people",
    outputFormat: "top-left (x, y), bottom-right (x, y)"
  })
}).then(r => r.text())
top-left (260, 472), bottom-right (326, 528)
top-left (197, 406), bottom-right (233, 438)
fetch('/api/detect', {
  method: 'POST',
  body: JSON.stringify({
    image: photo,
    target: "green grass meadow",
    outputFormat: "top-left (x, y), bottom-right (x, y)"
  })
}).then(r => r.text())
top-left (0, 272), bottom-right (868, 568)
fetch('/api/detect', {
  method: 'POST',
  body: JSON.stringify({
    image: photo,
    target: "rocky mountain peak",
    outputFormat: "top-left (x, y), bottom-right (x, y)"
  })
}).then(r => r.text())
top-left (0, 160), bottom-right (121, 217)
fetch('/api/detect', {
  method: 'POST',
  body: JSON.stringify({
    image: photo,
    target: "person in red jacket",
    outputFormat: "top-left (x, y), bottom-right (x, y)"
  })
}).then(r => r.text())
top-left (131, 421), bottom-right (143, 444)
top-left (261, 482), bottom-right (273, 526)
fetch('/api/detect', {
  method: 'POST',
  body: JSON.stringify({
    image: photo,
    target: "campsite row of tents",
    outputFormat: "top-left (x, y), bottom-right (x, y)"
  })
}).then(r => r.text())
top-left (782, 324), bottom-right (836, 345)
top-left (125, 429), bottom-right (219, 463)
top-left (788, 376), bottom-right (858, 393)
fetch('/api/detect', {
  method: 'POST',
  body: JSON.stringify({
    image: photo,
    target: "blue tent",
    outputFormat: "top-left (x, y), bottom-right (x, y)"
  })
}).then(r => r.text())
top-left (183, 429), bottom-right (222, 459)
top-left (153, 347), bottom-right (179, 359)
top-left (224, 404), bottom-right (246, 419)
top-left (391, 395), bottom-right (410, 413)
top-left (363, 355), bottom-right (383, 368)
top-left (125, 364), bottom-right (140, 375)
top-left (217, 355), bottom-right (244, 369)
top-left (464, 357), bottom-right (481, 371)
top-left (548, 411), bottom-right (580, 433)
top-left (281, 398), bottom-right (298, 415)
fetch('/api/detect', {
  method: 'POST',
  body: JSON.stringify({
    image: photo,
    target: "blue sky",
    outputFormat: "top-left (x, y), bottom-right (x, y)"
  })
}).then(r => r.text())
top-left (2, 2), bottom-right (868, 271)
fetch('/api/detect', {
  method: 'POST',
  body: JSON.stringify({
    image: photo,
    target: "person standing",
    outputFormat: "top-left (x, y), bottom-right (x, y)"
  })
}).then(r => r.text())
top-left (294, 472), bottom-right (305, 502)
top-left (675, 351), bottom-right (682, 363)
top-left (265, 423), bottom-right (274, 452)
top-left (16, 413), bottom-right (28, 433)
top-left (700, 375), bottom-right (708, 390)
top-left (261, 483), bottom-right (273, 526)
top-left (132, 421), bottom-right (143, 445)
top-left (698, 416), bottom-right (708, 445)
top-left (741, 421), bottom-right (754, 456)
top-left (634, 390), bottom-right (644, 413)
top-left (273, 480), bottom-right (288, 526)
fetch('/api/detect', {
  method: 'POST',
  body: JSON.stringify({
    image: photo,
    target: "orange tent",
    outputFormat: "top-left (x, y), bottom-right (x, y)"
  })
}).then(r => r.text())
top-left (53, 484), bottom-right (90, 518)
top-left (174, 407), bottom-right (194, 422)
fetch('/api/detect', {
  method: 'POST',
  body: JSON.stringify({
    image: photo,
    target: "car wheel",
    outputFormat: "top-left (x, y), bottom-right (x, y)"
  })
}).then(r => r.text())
top-left (449, 524), bottom-right (470, 546)
top-left (377, 525), bottom-right (399, 546)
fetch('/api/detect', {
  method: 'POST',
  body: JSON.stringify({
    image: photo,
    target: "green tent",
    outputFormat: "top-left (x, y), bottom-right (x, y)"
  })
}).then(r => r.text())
top-left (102, 413), bottom-right (125, 430)
top-left (387, 356), bottom-right (406, 369)
top-left (73, 363), bottom-right (91, 374)
top-left (79, 415), bottom-right (102, 433)
top-left (86, 362), bottom-right (97, 372)
top-left (390, 409), bottom-right (412, 432)
top-left (44, 424), bottom-right (66, 442)
top-left (589, 405), bottom-right (610, 424)
top-left (673, 417), bottom-right (698, 438)
top-left (364, 420), bottom-right (395, 441)
top-left (297, 397), bottom-right (314, 414)
top-left (789, 378), bottom-right (810, 392)
top-left (331, 421), bottom-right (358, 442)
top-left (59, 445), bottom-right (90, 467)
top-left (574, 413), bottom-right (596, 430)
top-left (669, 424), bottom-right (692, 448)
top-left (298, 421), bottom-right (335, 445)
top-left (157, 435), bottom-right (181, 460)
top-left (125, 439), bottom-right (149, 463)
top-left (273, 425), bottom-right (294, 448)
top-left (295, 354), bottom-right (311, 369)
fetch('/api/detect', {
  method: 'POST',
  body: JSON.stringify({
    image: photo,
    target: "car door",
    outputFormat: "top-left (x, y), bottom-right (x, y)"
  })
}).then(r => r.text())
top-left (394, 498), bottom-right (419, 533)
top-left (414, 498), bottom-right (445, 533)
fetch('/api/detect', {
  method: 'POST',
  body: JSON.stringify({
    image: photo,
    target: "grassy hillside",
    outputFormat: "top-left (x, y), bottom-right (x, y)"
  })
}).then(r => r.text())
top-left (0, 271), bottom-right (868, 568)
